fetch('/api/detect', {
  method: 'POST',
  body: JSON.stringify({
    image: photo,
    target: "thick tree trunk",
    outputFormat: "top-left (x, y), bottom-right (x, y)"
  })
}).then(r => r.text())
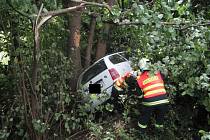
top-left (95, 37), bottom-right (107, 60)
top-left (95, 0), bottom-right (115, 60)
top-left (84, 14), bottom-right (97, 68)
top-left (67, 1), bottom-right (83, 91)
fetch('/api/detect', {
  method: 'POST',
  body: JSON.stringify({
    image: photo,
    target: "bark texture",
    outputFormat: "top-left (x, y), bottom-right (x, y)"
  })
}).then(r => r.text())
top-left (95, 0), bottom-right (115, 60)
top-left (67, 1), bottom-right (83, 91)
top-left (85, 14), bottom-right (97, 68)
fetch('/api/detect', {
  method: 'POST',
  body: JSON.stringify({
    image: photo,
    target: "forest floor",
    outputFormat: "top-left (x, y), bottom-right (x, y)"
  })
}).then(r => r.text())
top-left (68, 102), bottom-right (209, 140)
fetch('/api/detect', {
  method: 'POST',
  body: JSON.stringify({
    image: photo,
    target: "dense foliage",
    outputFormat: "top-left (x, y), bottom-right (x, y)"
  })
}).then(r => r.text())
top-left (0, 0), bottom-right (209, 139)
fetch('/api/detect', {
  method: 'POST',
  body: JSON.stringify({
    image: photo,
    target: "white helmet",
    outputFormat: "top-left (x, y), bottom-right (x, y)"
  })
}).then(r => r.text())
top-left (138, 58), bottom-right (150, 71)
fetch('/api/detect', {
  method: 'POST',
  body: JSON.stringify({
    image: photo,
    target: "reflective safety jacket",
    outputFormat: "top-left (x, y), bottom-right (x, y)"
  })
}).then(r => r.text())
top-left (137, 71), bottom-right (169, 106)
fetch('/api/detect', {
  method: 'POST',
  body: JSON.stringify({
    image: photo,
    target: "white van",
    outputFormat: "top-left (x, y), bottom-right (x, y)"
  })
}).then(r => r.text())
top-left (77, 52), bottom-right (132, 108)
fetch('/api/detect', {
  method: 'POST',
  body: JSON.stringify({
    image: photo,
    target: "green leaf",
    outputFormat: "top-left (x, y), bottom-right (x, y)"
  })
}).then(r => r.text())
top-left (158, 14), bottom-right (164, 19)
top-left (55, 113), bottom-right (61, 121)
top-left (105, 103), bottom-right (114, 112)
top-left (90, 94), bottom-right (98, 100)
top-left (142, 17), bottom-right (149, 24)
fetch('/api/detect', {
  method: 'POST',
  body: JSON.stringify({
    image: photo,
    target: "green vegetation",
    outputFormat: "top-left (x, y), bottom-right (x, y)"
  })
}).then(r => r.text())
top-left (0, 0), bottom-right (209, 139)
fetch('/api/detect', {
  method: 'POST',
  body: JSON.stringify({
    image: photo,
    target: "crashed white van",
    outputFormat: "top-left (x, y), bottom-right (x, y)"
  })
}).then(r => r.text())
top-left (77, 52), bottom-right (132, 108)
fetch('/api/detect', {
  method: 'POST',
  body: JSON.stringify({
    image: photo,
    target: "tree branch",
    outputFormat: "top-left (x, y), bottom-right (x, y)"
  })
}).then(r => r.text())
top-left (35, 3), bottom-right (44, 28)
top-left (69, 129), bottom-right (88, 139)
top-left (107, 20), bottom-right (210, 28)
top-left (181, 22), bottom-right (210, 30)
top-left (32, 0), bottom-right (111, 32)
top-left (40, 3), bottom-right (85, 17)
top-left (40, 1), bottom-right (111, 18)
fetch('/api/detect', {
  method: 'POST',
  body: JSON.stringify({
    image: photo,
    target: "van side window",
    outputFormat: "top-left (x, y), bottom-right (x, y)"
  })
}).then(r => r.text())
top-left (81, 60), bottom-right (107, 85)
top-left (109, 54), bottom-right (127, 64)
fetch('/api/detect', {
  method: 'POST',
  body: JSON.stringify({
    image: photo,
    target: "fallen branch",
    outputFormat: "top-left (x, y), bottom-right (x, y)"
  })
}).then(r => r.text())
top-left (40, 3), bottom-right (85, 17)
top-left (69, 129), bottom-right (88, 139)
top-left (181, 22), bottom-right (210, 30)
top-left (106, 20), bottom-right (210, 28)
top-left (35, 1), bottom-right (111, 29)
top-left (40, 1), bottom-right (111, 18)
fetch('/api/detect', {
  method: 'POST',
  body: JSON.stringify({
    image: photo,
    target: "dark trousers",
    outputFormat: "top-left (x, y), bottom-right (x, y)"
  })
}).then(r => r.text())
top-left (139, 103), bottom-right (169, 126)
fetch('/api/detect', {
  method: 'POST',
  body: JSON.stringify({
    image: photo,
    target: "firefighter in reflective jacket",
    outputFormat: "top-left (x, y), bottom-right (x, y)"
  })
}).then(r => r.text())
top-left (113, 73), bottom-right (141, 95)
top-left (136, 58), bottom-right (169, 130)
top-left (111, 73), bottom-right (142, 112)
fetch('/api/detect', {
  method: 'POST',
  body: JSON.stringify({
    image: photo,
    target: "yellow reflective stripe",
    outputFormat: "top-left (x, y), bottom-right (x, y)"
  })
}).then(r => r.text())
top-left (144, 88), bottom-right (166, 97)
top-left (142, 99), bottom-right (169, 106)
top-left (143, 76), bottom-right (159, 85)
top-left (138, 122), bottom-right (147, 128)
top-left (143, 83), bottom-right (164, 92)
top-left (155, 124), bottom-right (163, 128)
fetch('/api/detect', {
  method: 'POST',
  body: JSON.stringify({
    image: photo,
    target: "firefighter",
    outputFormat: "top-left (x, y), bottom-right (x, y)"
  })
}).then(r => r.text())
top-left (113, 76), bottom-right (128, 93)
top-left (112, 73), bottom-right (140, 96)
top-left (110, 72), bottom-right (143, 113)
top-left (135, 58), bottom-right (170, 131)
top-left (109, 76), bottom-right (128, 113)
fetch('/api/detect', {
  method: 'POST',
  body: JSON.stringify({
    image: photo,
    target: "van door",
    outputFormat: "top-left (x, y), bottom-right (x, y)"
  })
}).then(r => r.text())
top-left (80, 59), bottom-right (113, 107)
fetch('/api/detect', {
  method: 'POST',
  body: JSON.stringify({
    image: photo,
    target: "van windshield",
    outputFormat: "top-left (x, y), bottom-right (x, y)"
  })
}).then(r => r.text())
top-left (81, 60), bottom-right (107, 85)
top-left (109, 54), bottom-right (127, 64)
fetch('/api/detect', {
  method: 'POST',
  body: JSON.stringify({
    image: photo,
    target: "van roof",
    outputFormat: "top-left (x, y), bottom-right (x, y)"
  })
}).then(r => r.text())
top-left (77, 51), bottom-right (127, 89)
top-left (79, 51), bottom-right (125, 81)
top-left (92, 51), bottom-right (125, 65)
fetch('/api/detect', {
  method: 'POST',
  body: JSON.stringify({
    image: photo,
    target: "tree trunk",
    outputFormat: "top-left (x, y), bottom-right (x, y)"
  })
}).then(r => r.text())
top-left (66, 1), bottom-right (83, 91)
top-left (30, 23), bottom-right (42, 140)
top-left (10, 15), bottom-right (40, 140)
top-left (84, 14), bottom-right (97, 68)
top-left (95, 38), bottom-right (107, 60)
top-left (95, 0), bottom-right (115, 60)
